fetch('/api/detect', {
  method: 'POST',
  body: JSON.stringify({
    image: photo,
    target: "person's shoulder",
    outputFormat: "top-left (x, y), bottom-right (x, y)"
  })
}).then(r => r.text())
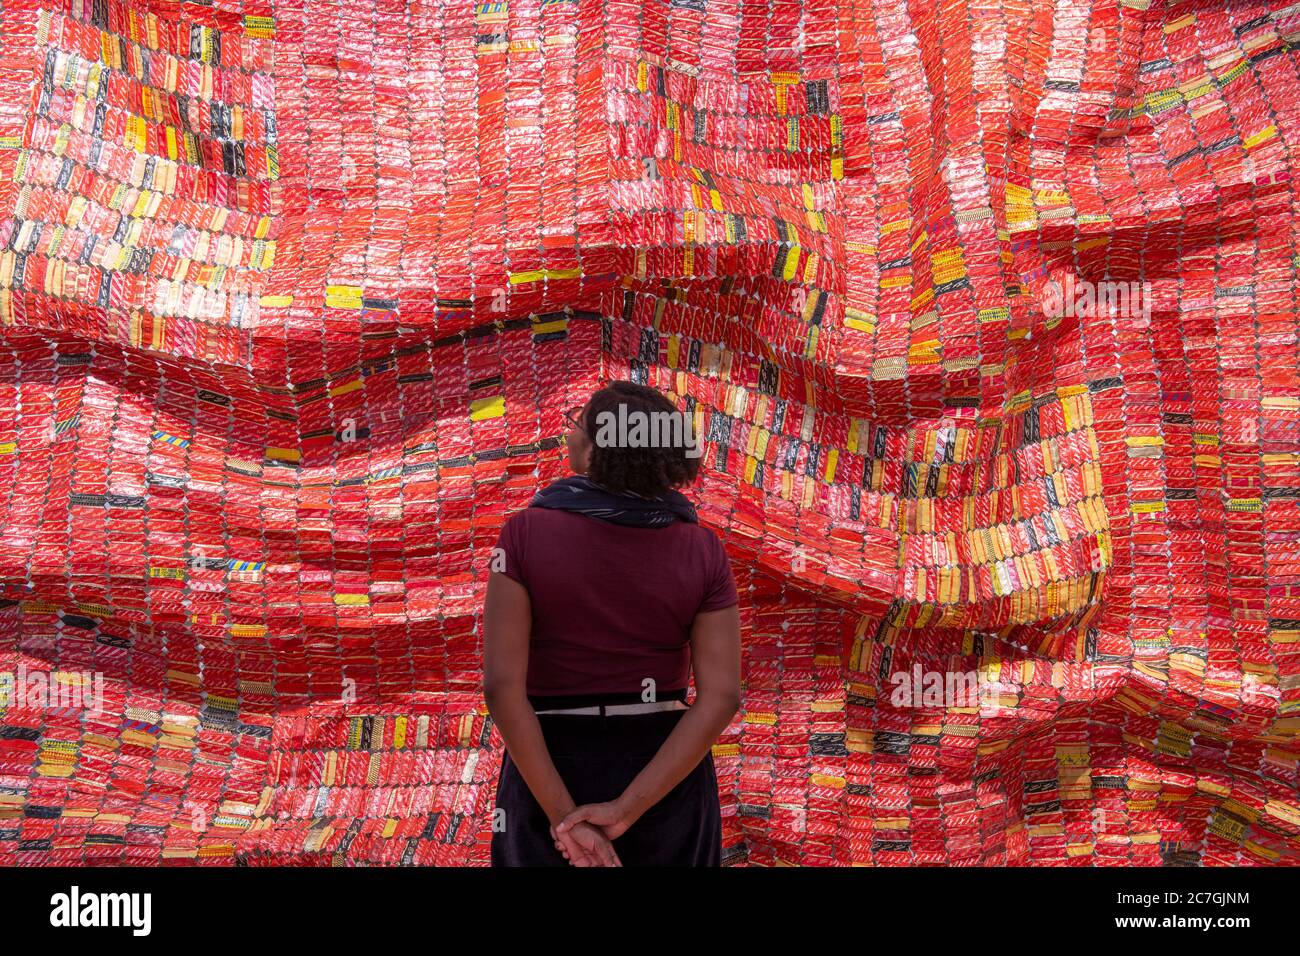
top-left (501, 507), bottom-right (546, 538)
top-left (510, 506), bottom-right (566, 523)
top-left (506, 506), bottom-right (581, 533)
top-left (504, 507), bottom-right (532, 525)
top-left (690, 519), bottom-right (725, 540)
top-left (682, 521), bottom-right (728, 552)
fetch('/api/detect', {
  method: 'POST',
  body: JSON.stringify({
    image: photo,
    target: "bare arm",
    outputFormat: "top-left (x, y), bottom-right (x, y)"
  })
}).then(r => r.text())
top-left (482, 570), bottom-right (578, 828)
top-left (605, 603), bottom-right (741, 836)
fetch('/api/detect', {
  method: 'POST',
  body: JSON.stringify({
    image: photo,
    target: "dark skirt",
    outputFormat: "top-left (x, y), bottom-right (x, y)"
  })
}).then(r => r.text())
top-left (490, 698), bottom-right (722, 867)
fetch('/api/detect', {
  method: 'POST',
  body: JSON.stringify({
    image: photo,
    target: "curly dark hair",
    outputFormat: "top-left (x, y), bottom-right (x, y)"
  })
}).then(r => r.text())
top-left (581, 381), bottom-right (702, 497)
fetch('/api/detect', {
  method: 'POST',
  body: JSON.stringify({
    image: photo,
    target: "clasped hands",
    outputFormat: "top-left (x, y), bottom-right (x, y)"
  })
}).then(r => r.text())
top-left (549, 800), bottom-right (630, 867)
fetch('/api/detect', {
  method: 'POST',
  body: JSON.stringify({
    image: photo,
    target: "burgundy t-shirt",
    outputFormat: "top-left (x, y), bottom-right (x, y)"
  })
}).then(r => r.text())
top-left (491, 507), bottom-right (739, 697)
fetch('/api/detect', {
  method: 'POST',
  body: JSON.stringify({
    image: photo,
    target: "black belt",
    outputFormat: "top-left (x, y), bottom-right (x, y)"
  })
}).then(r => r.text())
top-left (526, 687), bottom-right (688, 713)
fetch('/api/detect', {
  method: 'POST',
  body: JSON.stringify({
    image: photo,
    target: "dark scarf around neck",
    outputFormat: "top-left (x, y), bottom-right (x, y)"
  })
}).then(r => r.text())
top-left (528, 474), bottom-right (698, 528)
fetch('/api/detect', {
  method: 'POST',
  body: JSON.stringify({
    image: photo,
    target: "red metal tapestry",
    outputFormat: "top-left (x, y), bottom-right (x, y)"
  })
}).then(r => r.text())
top-left (0, 0), bottom-right (1297, 864)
